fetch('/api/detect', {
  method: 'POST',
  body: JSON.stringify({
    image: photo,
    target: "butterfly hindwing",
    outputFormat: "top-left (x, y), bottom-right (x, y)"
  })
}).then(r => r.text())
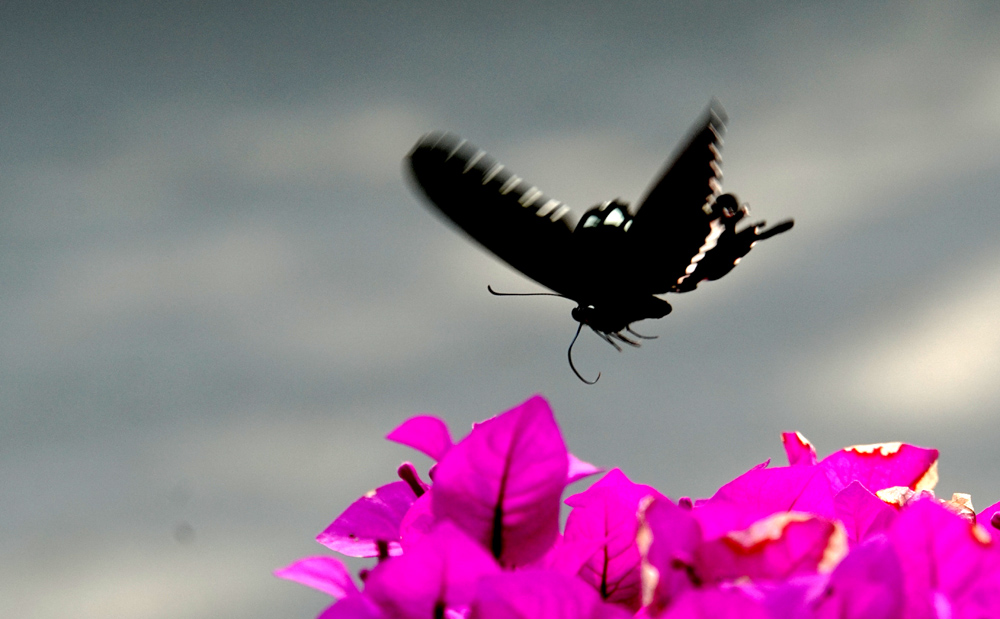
top-left (628, 104), bottom-right (728, 293)
top-left (407, 132), bottom-right (585, 299)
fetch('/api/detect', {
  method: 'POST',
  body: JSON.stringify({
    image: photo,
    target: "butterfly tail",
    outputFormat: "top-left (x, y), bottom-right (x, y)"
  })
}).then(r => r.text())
top-left (755, 219), bottom-right (794, 241)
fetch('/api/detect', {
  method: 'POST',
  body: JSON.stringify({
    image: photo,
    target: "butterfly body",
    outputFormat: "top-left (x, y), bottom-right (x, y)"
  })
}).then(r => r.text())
top-left (406, 102), bottom-right (793, 380)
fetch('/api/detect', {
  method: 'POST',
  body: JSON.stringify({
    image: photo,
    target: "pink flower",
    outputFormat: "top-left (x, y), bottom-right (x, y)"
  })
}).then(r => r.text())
top-left (279, 396), bottom-right (1000, 619)
top-left (889, 499), bottom-right (1000, 618)
top-left (471, 571), bottom-right (632, 619)
top-left (316, 481), bottom-right (418, 558)
top-left (430, 395), bottom-right (570, 567)
top-left (563, 469), bottom-right (667, 610)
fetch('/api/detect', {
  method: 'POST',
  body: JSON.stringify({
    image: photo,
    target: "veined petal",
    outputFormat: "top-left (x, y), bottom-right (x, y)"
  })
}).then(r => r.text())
top-left (432, 395), bottom-right (568, 566)
top-left (833, 481), bottom-right (897, 545)
top-left (317, 481), bottom-right (417, 557)
top-left (365, 521), bottom-right (501, 619)
top-left (470, 571), bottom-right (632, 619)
top-left (563, 469), bottom-right (665, 611)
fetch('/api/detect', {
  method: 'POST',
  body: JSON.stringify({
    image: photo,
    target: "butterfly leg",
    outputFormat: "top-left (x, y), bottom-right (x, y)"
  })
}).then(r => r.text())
top-left (595, 330), bottom-right (623, 352)
top-left (611, 331), bottom-right (641, 348)
top-left (626, 325), bottom-right (658, 340)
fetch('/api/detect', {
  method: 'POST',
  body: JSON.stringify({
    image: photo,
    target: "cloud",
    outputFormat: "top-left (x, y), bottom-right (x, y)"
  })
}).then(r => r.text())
top-left (802, 253), bottom-right (1000, 420)
top-left (158, 408), bottom-right (411, 502)
top-left (728, 17), bottom-right (1000, 232)
top-left (213, 103), bottom-right (432, 187)
top-left (1, 534), bottom-right (314, 619)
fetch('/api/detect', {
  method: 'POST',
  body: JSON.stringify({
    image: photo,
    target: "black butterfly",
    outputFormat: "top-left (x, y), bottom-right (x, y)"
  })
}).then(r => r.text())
top-left (406, 102), bottom-right (793, 383)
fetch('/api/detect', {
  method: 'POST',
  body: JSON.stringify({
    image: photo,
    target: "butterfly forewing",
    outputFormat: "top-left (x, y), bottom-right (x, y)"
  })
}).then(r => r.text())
top-left (407, 132), bottom-right (586, 299)
top-left (629, 105), bottom-right (728, 293)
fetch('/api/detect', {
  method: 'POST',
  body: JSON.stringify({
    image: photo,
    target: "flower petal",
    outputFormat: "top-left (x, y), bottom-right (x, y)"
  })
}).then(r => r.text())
top-left (567, 452), bottom-right (603, 485)
top-left (387, 415), bottom-right (453, 462)
top-left (564, 469), bottom-right (665, 611)
top-left (693, 464), bottom-right (835, 539)
top-left (275, 555), bottom-right (359, 599)
top-left (820, 442), bottom-right (939, 496)
top-left (530, 534), bottom-right (608, 577)
top-left (317, 481), bottom-right (417, 557)
top-left (976, 500), bottom-right (1000, 543)
top-left (782, 432), bottom-right (818, 467)
top-left (695, 512), bottom-right (847, 583)
top-left (365, 521), bottom-right (501, 619)
top-left (660, 587), bottom-right (770, 619)
top-left (639, 497), bottom-right (702, 610)
top-left (813, 536), bottom-right (904, 619)
top-left (833, 481), bottom-right (897, 545)
top-left (317, 595), bottom-right (384, 619)
top-left (431, 395), bottom-right (568, 566)
top-left (470, 571), bottom-right (632, 619)
top-left (398, 492), bottom-right (435, 551)
top-left (889, 498), bottom-right (1000, 619)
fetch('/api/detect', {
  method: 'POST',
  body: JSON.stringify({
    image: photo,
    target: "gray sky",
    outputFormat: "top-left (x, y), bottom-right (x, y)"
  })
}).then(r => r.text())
top-left (3, 2), bottom-right (1000, 617)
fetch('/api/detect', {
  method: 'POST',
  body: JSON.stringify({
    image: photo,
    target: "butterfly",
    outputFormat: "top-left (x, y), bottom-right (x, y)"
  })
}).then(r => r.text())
top-left (406, 102), bottom-right (793, 383)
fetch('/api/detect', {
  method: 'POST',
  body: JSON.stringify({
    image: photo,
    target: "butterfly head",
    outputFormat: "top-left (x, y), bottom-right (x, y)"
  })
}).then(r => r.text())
top-left (713, 193), bottom-right (749, 223)
top-left (571, 296), bottom-right (672, 335)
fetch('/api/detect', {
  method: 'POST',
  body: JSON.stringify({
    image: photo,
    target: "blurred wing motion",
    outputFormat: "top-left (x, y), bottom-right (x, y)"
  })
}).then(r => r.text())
top-left (629, 105), bottom-right (729, 293)
top-left (407, 132), bottom-right (586, 299)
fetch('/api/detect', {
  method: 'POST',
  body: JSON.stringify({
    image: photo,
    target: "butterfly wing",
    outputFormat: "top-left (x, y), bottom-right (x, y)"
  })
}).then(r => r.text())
top-left (407, 132), bottom-right (586, 299)
top-left (628, 104), bottom-right (728, 294)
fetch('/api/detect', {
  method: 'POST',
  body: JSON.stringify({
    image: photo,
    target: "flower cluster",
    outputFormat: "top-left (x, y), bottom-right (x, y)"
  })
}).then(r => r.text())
top-left (278, 395), bottom-right (1000, 618)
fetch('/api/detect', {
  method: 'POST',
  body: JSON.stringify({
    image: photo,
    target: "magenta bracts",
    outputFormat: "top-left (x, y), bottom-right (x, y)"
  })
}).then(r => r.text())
top-left (278, 396), bottom-right (1000, 618)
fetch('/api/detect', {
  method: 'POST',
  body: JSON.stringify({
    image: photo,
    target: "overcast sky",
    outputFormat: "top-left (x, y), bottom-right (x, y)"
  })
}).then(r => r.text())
top-left (3, 2), bottom-right (1000, 617)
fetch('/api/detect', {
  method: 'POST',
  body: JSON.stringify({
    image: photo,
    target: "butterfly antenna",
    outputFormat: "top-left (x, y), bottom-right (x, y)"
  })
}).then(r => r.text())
top-left (626, 325), bottom-right (658, 340)
top-left (568, 323), bottom-right (600, 385)
top-left (487, 285), bottom-right (569, 298)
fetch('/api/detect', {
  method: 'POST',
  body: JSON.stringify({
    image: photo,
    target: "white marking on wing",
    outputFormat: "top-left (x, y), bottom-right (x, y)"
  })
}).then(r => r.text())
top-left (519, 187), bottom-right (543, 207)
top-left (676, 218), bottom-right (725, 285)
top-left (549, 205), bottom-right (572, 221)
top-left (603, 208), bottom-right (625, 226)
top-left (445, 139), bottom-right (467, 160)
top-left (499, 175), bottom-right (522, 195)
top-left (463, 150), bottom-right (486, 173)
top-left (481, 163), bottom-right (504, 184)
top-left (535, 199), bottom-right (560, 217)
